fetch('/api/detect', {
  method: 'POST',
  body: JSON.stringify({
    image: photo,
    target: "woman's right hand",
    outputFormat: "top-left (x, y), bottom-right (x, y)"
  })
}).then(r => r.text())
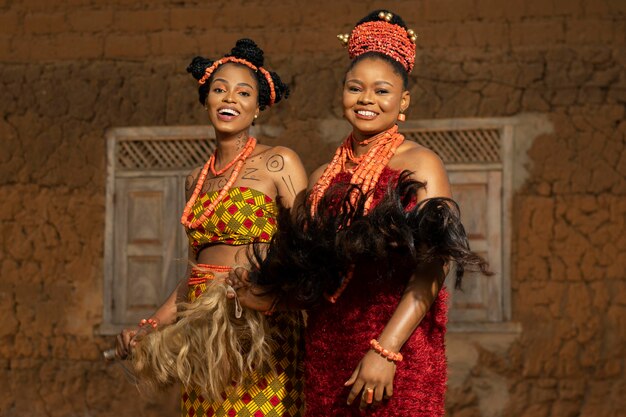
top-left (225, 267), bottom-right (253, 306)
top-left (115, 327), bottom-right (138, 360)
top-left (226, 268), bottom-right (275, 312)
top-left (226, 266), bottom-right (251, 292)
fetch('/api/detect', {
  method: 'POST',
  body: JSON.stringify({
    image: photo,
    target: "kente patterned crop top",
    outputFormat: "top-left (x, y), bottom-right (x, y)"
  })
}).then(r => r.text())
top-left (184, 186), bottom-right (278, 250)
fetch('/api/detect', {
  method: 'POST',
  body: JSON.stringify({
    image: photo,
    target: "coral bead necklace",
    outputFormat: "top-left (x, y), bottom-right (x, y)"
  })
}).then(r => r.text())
top-left (309, 125), bottom-right (405, 303)
top-left (181, 137), bottom-right (257, 229)
top-left (310, 124), bottom-right (404, 216)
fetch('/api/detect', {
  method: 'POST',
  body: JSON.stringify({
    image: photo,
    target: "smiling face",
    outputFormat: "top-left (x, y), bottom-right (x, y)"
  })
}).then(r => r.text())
top-left (206, 63), bottom-right (260, 136)
top-left (343, 57), bottom-right (410, 139)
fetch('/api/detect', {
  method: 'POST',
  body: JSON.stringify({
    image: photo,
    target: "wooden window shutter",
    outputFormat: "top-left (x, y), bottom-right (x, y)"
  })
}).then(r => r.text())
top-left (102, 127), bottom-right (216, 333)
top-left (401, 120), bottom-right (513, 324)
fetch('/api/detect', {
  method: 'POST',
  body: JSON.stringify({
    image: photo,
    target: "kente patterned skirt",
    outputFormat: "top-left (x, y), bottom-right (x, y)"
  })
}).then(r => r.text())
top-left (181, 263), bottom-right (305, 417)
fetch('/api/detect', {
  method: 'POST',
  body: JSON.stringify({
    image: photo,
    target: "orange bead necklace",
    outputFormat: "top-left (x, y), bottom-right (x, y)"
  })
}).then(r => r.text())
top-left (310, 125), bottom-right (405, 304)
top-left (310, 124), bottom-right (404, 216)
top-left (181, 137), bottom-right (257, 229)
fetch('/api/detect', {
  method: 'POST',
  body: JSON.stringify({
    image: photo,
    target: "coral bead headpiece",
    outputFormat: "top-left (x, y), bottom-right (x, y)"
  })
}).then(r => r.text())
top-left (338, 11), bottom-right (417, 73)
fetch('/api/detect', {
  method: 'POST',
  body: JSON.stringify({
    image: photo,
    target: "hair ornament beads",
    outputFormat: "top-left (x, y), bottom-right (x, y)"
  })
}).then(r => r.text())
top-left (337, 33), bottom-right (350, 47)
top-left (345, 10), bottom-right (417, 73)
top-left (378, 12), bottom-right (417, 43)
top-left (379, 11), bottom-right (418, 43)
top-left (378, 11), bottom-right (393, 22)
top-left (198, 56), bottom-right (277, 106)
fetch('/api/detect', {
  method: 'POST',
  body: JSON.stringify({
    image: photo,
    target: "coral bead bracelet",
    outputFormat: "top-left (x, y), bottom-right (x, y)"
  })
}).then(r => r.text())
top-left (370, 338), bottom-right (403, 362)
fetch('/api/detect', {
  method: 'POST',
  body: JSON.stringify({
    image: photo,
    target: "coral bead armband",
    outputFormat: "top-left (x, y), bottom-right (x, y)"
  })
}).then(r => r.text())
top-left (370, 339), bottom-right (403, 362)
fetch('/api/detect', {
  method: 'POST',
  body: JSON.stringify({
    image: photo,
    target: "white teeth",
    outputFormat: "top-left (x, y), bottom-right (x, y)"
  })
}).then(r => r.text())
top-left (218, 108), bottom-right (239, 116)
top-left (357, 110), bottom-right (377, 117)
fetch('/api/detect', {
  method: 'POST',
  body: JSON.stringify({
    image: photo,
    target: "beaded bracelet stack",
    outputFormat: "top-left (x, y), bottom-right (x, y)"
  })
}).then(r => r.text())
top-left (370, 339), bottom-right (403, 362)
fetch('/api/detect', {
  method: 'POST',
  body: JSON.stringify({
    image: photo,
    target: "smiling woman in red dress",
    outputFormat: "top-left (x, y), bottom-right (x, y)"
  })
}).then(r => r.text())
top-left (229, 10), bottom-right (490, 417)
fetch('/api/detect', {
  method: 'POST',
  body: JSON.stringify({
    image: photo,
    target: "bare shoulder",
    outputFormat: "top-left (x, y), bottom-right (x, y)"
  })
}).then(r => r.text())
top-left (393, 141), bottom-right (446, 175)
top-left (184, 166), bottom-right (203, 199)
top-left (394, 141), bottom-right (451, 198)
top-left (267, 145), bottom-right (303, 162)
top-left (260, 146), bottom-right (308, 204)
top-left (186, 166), bottom-right (203, 185)
top-left (259, 145), bottom-right (304, 172)
top-left (309, 163), bottom-right (329, 189)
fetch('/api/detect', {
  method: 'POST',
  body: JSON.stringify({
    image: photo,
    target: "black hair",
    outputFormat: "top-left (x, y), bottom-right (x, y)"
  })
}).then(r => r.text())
top-left (346, 10), bottom-right (411, 90)
top-left (186, 38), bottom-right (289, 110)
top-left (348, 52), bottom-right (409, 90)
top-left (250, 172), bottom-right (491, 309)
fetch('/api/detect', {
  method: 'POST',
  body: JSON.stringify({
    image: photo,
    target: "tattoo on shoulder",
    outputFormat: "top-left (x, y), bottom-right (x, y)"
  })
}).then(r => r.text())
top-left (242, 167), bottom-right (260, 181)
top-left (281, 175), bottom-right (297, 197)
top-left (266, 154), bottom-right (285, 172)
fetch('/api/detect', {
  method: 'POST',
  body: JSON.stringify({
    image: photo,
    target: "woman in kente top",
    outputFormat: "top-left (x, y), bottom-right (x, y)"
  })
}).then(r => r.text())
top-left (230, 11), bottom-right (490, 417)
top-left (115, 39), bottom-right (307, 417)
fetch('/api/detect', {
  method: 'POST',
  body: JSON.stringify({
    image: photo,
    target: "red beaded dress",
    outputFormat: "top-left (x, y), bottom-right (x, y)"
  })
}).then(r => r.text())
top-left (303, 166), bottom-right (448, 417)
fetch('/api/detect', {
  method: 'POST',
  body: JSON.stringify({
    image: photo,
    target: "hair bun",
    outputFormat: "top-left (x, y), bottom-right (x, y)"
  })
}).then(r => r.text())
top-left (187, 56), bottom-right (212, 80)
top-left (228, 38), bottom-right (265, 68)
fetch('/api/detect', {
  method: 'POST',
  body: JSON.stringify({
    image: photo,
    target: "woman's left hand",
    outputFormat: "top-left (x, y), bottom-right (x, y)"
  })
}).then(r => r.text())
top-left (345, 350), bottom-right (396, 410)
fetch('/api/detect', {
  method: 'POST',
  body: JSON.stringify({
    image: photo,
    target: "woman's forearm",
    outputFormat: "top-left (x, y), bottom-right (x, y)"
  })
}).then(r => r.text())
top-left (375, 260), bottom-right (446, 352)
